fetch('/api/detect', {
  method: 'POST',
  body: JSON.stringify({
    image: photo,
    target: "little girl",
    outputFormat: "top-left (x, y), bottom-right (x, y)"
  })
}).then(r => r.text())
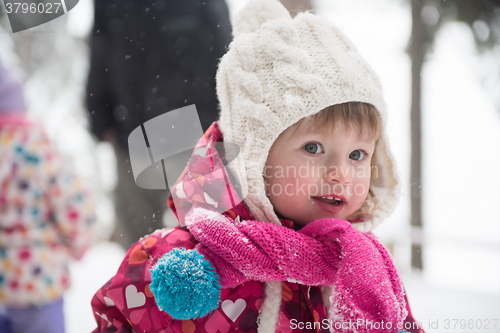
top-left (0, 59), bottom-right (96, 333)
top-left (91, 1), bottom-right (423, 332)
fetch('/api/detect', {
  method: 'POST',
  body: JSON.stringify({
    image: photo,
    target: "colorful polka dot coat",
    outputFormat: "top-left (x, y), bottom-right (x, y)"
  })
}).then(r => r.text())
top-left (0, 114), bottom-right (96, 306)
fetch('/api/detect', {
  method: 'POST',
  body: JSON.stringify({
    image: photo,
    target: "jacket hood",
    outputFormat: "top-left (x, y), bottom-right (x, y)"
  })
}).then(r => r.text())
top-left (167, 122), bottom-right (254, 226)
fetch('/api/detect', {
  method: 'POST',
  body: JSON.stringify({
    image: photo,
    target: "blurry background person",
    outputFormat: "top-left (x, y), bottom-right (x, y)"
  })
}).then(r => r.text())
top-left (0, 59), bottom-right (96, 333)
top-left (86, 0), bottom-right (232, 249)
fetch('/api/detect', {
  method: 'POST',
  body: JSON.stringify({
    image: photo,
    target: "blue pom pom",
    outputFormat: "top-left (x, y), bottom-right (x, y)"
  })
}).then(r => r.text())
top-left (150, 248), bottom-right (221, 320)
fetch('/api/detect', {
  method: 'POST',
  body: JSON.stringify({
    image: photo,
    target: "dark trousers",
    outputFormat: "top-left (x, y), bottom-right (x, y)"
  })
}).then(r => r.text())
top-left (113, 145), bottom-right (169, 249)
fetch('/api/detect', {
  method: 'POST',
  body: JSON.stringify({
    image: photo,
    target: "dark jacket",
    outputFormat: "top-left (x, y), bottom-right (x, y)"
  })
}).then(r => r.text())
top-left (86, 0), bottom-right (232, 147)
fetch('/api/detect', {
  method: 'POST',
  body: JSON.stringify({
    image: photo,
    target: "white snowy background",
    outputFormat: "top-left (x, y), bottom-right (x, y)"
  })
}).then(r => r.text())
top-left (1, 0), bottom-right (500, 332)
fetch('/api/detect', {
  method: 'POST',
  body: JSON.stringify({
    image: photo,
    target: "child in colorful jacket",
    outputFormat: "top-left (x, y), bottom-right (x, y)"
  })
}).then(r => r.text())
top-left (0, 60), bottom-right (97, 333)
top-left (91, 1), bottom-right (424, 332)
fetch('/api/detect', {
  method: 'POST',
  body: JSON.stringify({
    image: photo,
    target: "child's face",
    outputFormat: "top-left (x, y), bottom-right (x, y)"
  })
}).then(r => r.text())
top-left (264, 118), bottom-right (376, 227)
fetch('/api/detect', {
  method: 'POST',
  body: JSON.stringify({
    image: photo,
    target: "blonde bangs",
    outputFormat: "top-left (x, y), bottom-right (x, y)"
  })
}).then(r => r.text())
top-left (297, 102), bottom-right (382, 141)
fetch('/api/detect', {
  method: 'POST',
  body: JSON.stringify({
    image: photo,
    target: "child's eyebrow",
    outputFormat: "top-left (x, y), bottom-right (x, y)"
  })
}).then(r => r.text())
top-left (292, 132), bottom-right (324, 141)
top-left (355, 135), bottom-right (378, 144)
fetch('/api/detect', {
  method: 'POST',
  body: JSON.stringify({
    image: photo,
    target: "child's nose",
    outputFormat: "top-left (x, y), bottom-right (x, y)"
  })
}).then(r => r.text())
top-left (325, 162), bottom-right (352, 184)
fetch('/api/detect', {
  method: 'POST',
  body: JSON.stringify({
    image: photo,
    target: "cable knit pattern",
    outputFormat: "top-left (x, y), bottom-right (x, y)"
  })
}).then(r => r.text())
top-left (215, 8), bottom-right (404, 329)
top-left (217, 0), bottom-right (400, 233)
top-left (185, 206), bottom-right (408, 331)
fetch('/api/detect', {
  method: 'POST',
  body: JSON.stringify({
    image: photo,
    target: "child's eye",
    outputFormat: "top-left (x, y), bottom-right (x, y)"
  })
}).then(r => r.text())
top-left (349, 150), bottom-right (365, 161)
top-left (303, 143), bottom-right (323, 154)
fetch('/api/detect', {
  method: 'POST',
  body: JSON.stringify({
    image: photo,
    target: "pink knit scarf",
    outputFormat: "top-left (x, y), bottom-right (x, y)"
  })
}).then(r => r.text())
top-left (185, 206), bottom-right (408, 331)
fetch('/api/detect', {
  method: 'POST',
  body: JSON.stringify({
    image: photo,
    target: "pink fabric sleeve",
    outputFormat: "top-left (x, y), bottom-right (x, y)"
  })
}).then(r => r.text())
top-left (186, 207), bottom-right (343, 287)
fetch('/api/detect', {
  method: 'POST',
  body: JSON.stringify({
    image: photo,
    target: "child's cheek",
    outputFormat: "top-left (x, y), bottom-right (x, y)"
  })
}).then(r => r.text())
top-left (267, 175), bottom-right (294, 199)
top-left (354, 163), bottom-right (371, 179)
top-left (353, 175), bottom-right (371, 201)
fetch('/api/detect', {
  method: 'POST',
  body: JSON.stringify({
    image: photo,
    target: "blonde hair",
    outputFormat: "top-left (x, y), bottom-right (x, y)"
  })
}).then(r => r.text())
top-left (295, 102), bottom-right (382, 220)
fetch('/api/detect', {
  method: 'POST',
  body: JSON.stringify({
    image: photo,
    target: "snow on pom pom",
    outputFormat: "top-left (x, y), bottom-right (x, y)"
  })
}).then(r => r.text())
top-left (233, 0), bottom-right (291, 37)
top-left (150, 248), bottom-right (221, 320)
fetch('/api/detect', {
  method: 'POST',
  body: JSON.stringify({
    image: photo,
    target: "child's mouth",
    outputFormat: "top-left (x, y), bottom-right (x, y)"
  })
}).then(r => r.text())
top-left (312, 195), bottom-right (346, 214)
top-left (314, 196), bottom-right (343, 205)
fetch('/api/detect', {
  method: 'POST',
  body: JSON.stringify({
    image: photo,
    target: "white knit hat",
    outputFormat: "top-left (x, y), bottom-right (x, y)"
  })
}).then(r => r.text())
top-left (217, 0), bottom-right (400, 233)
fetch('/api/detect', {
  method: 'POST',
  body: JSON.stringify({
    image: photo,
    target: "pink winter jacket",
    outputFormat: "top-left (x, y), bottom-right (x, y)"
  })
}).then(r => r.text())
top-left (91, 122), bottom-right (424, 333)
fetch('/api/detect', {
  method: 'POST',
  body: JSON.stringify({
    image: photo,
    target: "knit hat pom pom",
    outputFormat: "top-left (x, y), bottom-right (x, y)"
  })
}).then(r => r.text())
top-left (233, 0), bottom-right (291, 36)
top-left (149, 248), bottom-right (221, 320)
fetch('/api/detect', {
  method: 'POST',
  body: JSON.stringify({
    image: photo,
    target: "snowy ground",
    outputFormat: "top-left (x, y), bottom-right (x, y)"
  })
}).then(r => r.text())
top-left (65, 242), bottom-right (125, 333)
top-left (404, 275), bottom-right (500, 333)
